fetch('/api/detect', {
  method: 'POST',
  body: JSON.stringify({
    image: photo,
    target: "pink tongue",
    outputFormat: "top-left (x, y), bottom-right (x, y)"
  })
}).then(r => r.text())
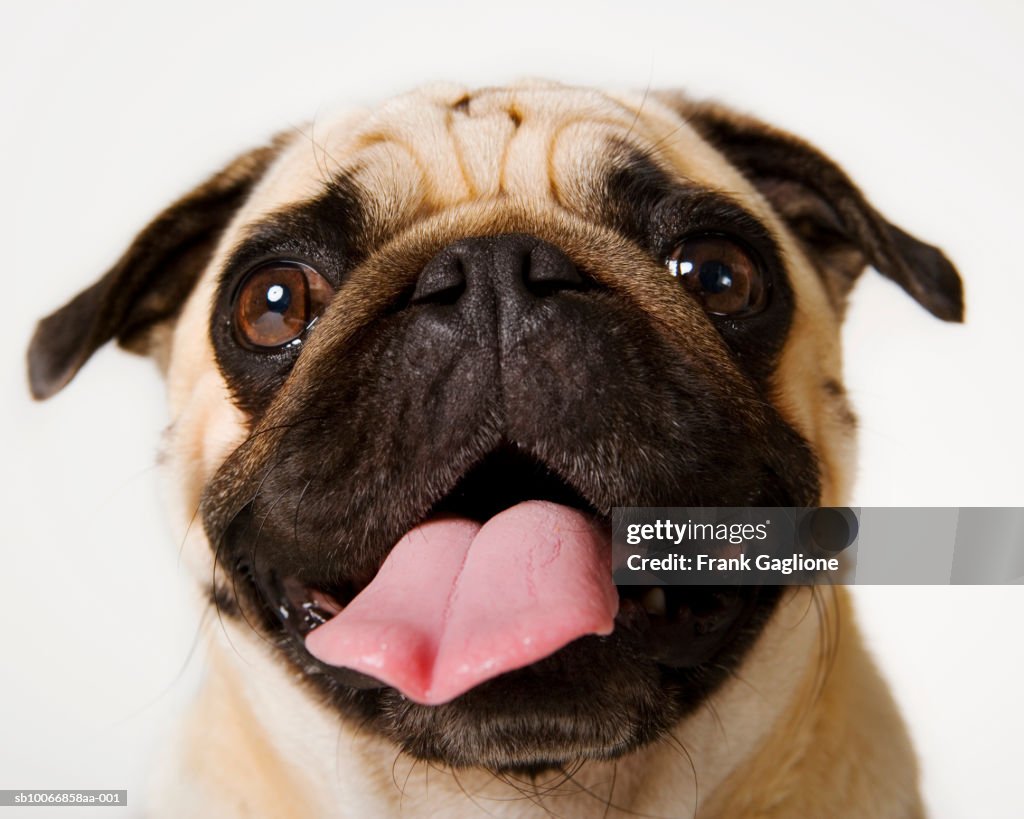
top-left (305, 501), bottom-right (618, 705)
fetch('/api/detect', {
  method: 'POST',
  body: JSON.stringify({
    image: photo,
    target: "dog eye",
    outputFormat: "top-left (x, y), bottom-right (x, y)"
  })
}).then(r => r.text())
top-left (665, 236), bottom-right (766, 316)
top-left (233, 262), bottom-right (333, 349)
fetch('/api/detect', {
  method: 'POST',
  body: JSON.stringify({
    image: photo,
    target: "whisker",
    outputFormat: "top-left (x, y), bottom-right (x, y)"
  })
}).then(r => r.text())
top-left (109, 603), bottom-right (214, 728)
top-left (664, 731), bottom-right (700, 819)
top-left (561, 763), bottom-right (672, 819)
top-left (623, 69), bottom-right (654, 145)
top-left (449, 767), bottom-right (498, 817)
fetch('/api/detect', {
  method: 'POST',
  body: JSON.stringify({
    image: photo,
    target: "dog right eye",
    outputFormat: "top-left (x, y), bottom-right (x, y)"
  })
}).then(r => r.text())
top-left (665, 235), bottom-right (767, 317)
top-left (232, 261), bottom-right (334, 350)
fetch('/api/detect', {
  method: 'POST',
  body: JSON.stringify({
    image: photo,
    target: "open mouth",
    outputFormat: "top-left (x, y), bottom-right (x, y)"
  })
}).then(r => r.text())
top-left (256, 445), bottom-right (760, 706)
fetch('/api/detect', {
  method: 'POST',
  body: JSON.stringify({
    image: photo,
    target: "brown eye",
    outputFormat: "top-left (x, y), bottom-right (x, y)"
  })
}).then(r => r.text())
top-left (666, 236), bottom-right (766, 316)
top-left (233, 262), bottom-right (333, 349)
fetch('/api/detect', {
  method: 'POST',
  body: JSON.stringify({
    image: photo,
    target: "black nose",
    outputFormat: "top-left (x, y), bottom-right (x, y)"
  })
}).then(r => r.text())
top-left (412, 234), bottom-right (584, 309)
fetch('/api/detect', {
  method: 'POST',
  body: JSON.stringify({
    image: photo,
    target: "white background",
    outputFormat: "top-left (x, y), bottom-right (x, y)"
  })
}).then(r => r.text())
top-left (2, 1), bottom-right (1022, 816)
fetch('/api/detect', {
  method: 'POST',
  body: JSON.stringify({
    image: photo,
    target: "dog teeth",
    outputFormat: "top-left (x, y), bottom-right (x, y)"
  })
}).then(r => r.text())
top-left (310, 590), bottom-right (342, 616)
top-left (642, 587), bottom-right (666, 616)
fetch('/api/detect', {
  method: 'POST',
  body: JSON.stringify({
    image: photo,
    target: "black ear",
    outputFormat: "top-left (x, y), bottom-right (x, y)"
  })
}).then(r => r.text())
top-left (27, 136), bottom-right (287, 400)
top-left (657, 94), bottom-right (964, 322)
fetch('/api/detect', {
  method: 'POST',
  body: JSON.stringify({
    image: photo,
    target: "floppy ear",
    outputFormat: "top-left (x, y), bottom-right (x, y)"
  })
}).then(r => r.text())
top-left (27, 136), bottom-right (288, 400)
top-left (657, 93), bottom-right (964, 322)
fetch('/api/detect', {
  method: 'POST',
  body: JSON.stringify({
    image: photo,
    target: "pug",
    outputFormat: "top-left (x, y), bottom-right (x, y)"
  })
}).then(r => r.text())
top-left (28, 81), bottom-right (961, 817)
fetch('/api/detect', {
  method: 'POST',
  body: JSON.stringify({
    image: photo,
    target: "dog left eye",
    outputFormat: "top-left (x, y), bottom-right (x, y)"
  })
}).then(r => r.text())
top-left (233, 262), bottom-right (334, 349)
top-left (665, 236), bottom-right (766, 316)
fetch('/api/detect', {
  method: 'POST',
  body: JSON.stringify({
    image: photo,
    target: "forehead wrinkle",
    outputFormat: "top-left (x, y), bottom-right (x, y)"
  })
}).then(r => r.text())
top-left (444, 107), bottom-right (482, 200)
top-left (546, 116), bottom-right (664, 213)
top-left (440, 85), bottom-right (667, 206)
top-left (447, 103), bottom-right (536, 200)
top-left (343, 141), bottom-right (434, 244)
top-left (347, 130), bottom-right (457, 213)
top-left (499, 112), bottom-right (639, 207)
top-left (359, 95), bottom-right (477, 209)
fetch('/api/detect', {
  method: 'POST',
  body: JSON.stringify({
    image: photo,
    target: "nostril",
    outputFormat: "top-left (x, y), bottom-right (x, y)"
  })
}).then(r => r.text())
top-left (412, 253), bottom-right (467, 306)
top-left (411, 234), bottom-right (588, 311)
top-left (523, 241), bottom-right (584, 296)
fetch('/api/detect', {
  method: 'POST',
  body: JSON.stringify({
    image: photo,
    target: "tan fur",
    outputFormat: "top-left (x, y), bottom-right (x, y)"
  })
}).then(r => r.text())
top-left (702, 590), bottom-right (923, 819)
top-left (146, 81), bottom-right (915, 815)
top-left (153, 651), bottom-right (317, 819)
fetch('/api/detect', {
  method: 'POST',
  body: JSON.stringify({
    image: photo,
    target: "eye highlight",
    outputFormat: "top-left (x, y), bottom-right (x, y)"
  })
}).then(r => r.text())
top-left (666, 235), bottom-right (767, 317)
top-left (233, 262), bottom-right (333, 350)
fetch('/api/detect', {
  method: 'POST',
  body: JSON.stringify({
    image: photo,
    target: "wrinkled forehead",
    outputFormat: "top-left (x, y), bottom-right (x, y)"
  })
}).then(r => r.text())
top-left (241, 82), bottom-right (765, 229)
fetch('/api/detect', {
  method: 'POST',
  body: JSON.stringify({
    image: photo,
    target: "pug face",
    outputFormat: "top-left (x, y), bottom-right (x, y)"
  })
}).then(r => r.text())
top-left (28, 82), bottom-right (961, 772)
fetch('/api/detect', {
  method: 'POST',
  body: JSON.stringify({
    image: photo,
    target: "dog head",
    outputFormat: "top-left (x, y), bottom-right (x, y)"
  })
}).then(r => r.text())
top-left (28, 82), bottom-right (961, 771)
